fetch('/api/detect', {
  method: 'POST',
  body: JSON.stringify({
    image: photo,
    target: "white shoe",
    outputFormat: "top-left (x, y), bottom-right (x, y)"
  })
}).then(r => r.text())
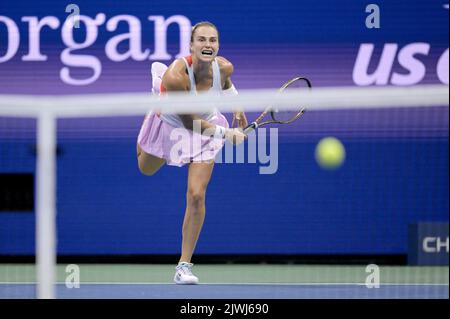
top-left (174, 262), bottom-right (199, 285)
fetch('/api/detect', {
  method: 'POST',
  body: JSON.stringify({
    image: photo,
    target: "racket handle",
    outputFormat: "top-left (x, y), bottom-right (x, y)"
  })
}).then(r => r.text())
top-left (243, 122), bottom-right (258, 134)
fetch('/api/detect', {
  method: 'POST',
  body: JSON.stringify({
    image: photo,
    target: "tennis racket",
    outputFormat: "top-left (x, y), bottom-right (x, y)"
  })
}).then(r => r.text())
top-left (243, 76), bottom-right (312, 134)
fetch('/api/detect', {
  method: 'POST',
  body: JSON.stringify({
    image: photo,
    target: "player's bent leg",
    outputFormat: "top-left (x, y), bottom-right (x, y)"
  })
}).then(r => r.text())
top-left (136, 144), bottom-right (165, 176)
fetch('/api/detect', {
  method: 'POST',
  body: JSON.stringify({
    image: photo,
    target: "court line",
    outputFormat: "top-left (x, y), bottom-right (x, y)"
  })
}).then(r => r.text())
top-left (1, 282), bottom-right (448, 286)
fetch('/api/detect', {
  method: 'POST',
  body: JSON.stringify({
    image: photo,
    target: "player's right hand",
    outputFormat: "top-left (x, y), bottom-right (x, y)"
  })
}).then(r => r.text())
top-left (224, 128), bottom-right (247, 145)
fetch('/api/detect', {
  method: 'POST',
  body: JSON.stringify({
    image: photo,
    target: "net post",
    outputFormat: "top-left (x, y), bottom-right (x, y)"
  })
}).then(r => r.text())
top-left (36, 110), bottom-right (57, 299)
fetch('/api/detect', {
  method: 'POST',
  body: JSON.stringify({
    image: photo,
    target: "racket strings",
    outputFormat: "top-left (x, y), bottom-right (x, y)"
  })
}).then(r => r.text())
top-left (271, 77), bottom-right (311, 123)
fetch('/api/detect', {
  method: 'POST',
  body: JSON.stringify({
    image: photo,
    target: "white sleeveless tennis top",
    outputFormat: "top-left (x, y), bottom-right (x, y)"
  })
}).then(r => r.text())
top-left (159, 56), bottom-right (222, 128)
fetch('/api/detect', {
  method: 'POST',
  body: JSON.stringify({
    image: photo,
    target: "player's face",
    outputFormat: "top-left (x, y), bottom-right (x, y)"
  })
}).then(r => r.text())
top-left (190, 26), bottom-right (219, 63)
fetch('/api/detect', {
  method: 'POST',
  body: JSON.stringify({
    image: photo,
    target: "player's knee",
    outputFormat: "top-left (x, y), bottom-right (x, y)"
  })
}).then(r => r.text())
top-left (137, 153), bottom-right (164, 176)
top-left (138, 160), bottom-right (158, 176)
top-left (139, 168), bottom-right (157, 176)
top-left (187, 189), bottom-right (206, 207)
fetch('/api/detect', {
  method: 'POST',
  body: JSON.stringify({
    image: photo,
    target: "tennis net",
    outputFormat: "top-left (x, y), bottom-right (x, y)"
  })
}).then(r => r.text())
top-left (0, 84), bottom-right (448, 299)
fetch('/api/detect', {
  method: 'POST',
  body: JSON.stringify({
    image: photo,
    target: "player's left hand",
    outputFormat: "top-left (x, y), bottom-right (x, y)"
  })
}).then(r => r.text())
top-left (232, 111), bottom-right (248, 129)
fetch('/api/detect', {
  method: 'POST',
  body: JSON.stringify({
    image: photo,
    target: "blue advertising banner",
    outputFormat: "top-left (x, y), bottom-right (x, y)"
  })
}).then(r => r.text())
top-left (0, 0), bottom-right (448, 256)
top-left (0, 0), bottom-right (448, 94)
top-left (409, 223), bottom-right (449, 265)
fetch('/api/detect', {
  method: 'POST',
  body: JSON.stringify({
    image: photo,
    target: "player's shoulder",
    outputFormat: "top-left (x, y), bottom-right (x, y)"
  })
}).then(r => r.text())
top-left (162, 59), bottom-right (189, 90)
top-left (216, 56), bottom-right (234, 77)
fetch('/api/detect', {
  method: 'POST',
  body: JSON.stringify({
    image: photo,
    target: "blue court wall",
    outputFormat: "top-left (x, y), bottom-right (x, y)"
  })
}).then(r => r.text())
top-left (0, 0), bottom-right (449, 255)
top-left (0, 119), bottom-right (448, 255)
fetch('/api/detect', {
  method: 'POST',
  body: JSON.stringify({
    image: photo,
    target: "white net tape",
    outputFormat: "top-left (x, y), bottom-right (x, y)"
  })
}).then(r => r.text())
top-left (0, 85), bottom-right (448, 118)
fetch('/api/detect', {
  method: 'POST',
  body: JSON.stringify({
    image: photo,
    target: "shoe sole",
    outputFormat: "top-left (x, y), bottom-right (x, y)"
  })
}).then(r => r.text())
top-left (174, 277), bottom-right (199, 285)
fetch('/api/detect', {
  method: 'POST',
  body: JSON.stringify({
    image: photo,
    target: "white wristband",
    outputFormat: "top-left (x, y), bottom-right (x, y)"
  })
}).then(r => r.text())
top-left (214, 125), bottom-right (227, 139)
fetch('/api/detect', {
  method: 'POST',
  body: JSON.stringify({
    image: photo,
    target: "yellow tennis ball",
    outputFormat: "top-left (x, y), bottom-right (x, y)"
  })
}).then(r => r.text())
top-left (315, 137), bottom-right (346, 169)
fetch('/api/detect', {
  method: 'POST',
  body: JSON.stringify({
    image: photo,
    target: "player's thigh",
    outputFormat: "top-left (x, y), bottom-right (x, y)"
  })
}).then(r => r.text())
top-left (187, 161), bottom-right (215, 193)
top-left (137, 144), bottom-right (165, 174)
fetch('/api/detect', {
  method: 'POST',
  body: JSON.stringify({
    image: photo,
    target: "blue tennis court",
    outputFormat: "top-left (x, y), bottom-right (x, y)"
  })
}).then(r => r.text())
top-left (1, 0), bottom-right (449, 301)
top-left (1, 264), bottom-right (448, 299)
top-left (1, 283), bottom-right (448, 299)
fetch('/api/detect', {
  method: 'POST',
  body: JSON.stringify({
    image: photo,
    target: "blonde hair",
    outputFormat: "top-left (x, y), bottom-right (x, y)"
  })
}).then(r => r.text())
top-left (190, 21), bottom-right (219, 43)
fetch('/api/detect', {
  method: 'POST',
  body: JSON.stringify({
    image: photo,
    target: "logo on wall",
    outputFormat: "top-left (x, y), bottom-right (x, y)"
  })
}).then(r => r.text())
top-left (0, 14), bottom-right (192, 85)
top-left (409, 222), bottom-right (449, 265)
top-left (353, 5), bottom-right (449, 86)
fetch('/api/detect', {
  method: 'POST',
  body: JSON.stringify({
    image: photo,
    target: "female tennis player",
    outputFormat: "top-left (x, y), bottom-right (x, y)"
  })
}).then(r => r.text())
top-left (137, 22), bottom-right (247, 284)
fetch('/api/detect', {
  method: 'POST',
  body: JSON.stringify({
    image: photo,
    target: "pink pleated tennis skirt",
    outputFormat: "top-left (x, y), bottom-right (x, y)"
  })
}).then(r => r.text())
top-left (137, 111), bottom-right (229, 167)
